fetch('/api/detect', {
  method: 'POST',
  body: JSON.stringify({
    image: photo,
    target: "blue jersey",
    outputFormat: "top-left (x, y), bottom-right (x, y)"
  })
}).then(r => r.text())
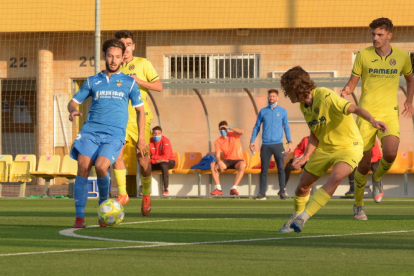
top-left (250, 105), bottom-right (291, 145)
top-left (72, 71), bottom-right (143, 142)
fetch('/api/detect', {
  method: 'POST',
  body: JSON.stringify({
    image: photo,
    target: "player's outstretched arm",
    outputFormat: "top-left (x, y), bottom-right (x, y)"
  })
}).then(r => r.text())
top-left (347, 104), bottom-right (388, 133)
top-left (402, 73), bottom-right (414, 118)
top-left (340, 75), bottom-right (360, 98)
top-left (135, 105), bottom-right (147, 157)
top-left (292, 131), bottom-right (317, 170)
top-left (67, 100), bottom-right (82, 122)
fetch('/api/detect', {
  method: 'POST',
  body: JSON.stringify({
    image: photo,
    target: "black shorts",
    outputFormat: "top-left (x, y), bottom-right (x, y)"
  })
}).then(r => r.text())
top-left (222, 159), bottom-right (244, 169)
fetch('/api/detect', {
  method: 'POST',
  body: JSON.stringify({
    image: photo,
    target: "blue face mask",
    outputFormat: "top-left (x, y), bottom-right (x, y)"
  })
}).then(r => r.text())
top-left (220, 130), bottom-right (227, 137)
top-left (153, 136), bottom-right (162, 142)
top-left (269, 102), bottom-right (277, 108)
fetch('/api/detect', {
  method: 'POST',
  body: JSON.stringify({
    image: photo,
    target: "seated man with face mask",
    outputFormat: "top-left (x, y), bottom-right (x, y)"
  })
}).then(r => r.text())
top-left (149, 126), bottom-right (176, 195)
top-left (210, 121), bottom-right (247, 196)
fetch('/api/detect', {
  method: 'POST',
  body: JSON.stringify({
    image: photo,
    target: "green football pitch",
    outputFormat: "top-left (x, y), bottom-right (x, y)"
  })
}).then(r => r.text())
top-left (1, 198), bottom-right (413, 276)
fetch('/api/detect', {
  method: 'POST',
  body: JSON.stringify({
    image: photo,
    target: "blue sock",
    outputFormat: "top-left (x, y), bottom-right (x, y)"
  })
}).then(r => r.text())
top-left (74, 176), bottom-right (88, 218)
top-left (97, 173), bottom-right (110, 205)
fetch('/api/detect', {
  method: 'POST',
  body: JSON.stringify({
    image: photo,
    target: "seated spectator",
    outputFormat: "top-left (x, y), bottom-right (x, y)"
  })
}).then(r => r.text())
top-left (284, 136), bottom-right (309, 188)
top-left (149, 126), bottom-right (176, 195)
top-left (345, 140), bottom-right (382, 197)
top-left (210, 121), bottom-right (246, 196)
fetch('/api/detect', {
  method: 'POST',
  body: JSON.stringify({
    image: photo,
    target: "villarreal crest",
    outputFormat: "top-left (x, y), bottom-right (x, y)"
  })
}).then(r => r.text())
top-left (116, 80), bottom-right (123, 87)
top-left (129, 65), bottom-right (135, 70)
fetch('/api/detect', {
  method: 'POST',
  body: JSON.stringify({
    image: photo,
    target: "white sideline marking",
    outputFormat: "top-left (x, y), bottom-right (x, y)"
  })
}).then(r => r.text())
top-left (1, 218), bottom-right (413, 257)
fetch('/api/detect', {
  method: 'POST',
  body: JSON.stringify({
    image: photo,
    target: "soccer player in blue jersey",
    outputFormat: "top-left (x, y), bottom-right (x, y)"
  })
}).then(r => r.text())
top-left (68, 38), bottom-right (146, 228)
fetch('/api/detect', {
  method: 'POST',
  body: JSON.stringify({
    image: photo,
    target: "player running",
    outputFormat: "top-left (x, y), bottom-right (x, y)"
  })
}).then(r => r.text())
top-left (68, 38), bottom-right (145, 228)
top-left (341, 18), bottom-right (414, 218)
top-left (112, 30), bottom-right (163, 216)
top-left (278, 66), bottom-right (387, 233)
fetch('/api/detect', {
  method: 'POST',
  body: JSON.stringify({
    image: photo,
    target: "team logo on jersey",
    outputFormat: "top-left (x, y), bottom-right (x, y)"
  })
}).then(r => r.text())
top-left (94, 80), bottom-right (102, 85)
top-left (371, 59), bottom-right (378, 63)
top-left (314, 108), bottom-right (320, 115)
top-left (389, 58), bottom-right (396, 66)
top-left (116, 80), bottom-right (123, 87)
top-left (129, 65), bottom-right (135, 70)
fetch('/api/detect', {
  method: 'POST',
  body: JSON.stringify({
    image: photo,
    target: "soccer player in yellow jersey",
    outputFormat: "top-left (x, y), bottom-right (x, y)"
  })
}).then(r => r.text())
top-left (279, 66), bottom-right (387, 233)
top-left (341, 18), bottom-right (414, 218)
top-left (113, 30), bottom-right (163, 215)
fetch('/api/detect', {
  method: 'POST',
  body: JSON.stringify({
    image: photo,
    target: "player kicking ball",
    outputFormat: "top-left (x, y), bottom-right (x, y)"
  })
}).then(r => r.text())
top-left (278, 66), bottom-right (387, 233)
top-left (68, 38), bottom-right (146, 228)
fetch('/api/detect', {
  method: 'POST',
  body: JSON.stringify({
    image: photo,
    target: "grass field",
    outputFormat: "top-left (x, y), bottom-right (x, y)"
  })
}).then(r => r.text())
top-left (1, 197), bottom-right (413, 276)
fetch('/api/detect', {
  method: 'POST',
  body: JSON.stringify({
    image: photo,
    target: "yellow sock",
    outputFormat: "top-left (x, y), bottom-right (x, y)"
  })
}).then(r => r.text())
top-left (373, 158), bottom-right (393, 182)
top-left (294, 194), bottom-right (310, 214)
top-left (305, 188), bottom-right (331, 217)
top-left (141, 175), bottom-right (152, 196)
top-left (114, 169), bottom-right (127, 195)
top-left (354, 170), bottom-right (367, 207)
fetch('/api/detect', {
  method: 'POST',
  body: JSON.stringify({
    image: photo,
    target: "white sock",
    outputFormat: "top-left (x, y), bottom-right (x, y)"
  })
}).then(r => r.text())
top-left (231, 185), bottom-right (237, 190)
top-left (216, 184), bottom-right (222, 190)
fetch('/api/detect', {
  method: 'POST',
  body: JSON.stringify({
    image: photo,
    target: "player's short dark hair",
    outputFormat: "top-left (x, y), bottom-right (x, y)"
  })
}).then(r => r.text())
top-left (152, 126), bottom-right (162, 132)
top-left (268, 89), bottom-right (279, 95)
top-left (114, 30), bottom-right (135, 42)
top-left (218, 121), bottom-right (228, 129)
top-left (369, 18), bottom-right (393, 32)
top-left (280, 66), bottom-right (317, 102)
top-left (102, 38), bottom-right (125, 55)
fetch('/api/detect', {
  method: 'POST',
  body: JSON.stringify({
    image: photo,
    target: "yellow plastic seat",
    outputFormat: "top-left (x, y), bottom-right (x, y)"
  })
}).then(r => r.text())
top-left (0, 155), bottom-right (13, 197)
top-left (173, 152), bottom-right (202, 175)
top-left (387, 151), bottom-right (413, 196)
top-left (53, 155), bottom-right (78, 197)
top-left (54, 155), bottom-right (78, 179)
top-left (30, 155), bottom-right (61, 197)
top-left (0, 155), bottom-right (13, 182)
top-left (173, 152), bottom-right (202, 195)
top-left (9, 154), bottom-right (37, 197)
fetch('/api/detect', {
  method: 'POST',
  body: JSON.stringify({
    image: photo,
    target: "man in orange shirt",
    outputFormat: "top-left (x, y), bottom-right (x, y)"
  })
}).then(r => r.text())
top-left (149, 126), bottom-right (176, 195)
top-left (210, 121), bottom-right (246, 196)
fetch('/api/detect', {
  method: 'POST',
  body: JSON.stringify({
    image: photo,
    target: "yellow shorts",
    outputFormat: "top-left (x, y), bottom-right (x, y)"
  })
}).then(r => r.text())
top-left (123, 120), bottom-right (151, 175)
top-left (356, 115), bottom-right (399, 152)
top-left (304, 145), bottom-right (363, 177)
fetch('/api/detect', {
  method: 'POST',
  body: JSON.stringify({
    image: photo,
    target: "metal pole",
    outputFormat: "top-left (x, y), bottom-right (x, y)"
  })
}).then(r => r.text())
top-left (95, 0), bottom-right (101, 74)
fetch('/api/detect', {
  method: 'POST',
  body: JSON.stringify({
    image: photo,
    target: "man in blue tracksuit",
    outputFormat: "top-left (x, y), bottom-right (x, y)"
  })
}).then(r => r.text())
top-left (250, 89), bottom-right (292, 200)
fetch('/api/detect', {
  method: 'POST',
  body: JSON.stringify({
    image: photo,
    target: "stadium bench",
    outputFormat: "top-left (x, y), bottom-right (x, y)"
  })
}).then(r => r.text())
top-left (30, 155), bottom-right (61, 197)
top-left (387, 151), bottom-right (413, 196)
top-left (9, 154), bottom-right (37, 197)
top-left (173, 152), bottom-right (202, 195)
top-left (152, 152), bottom-right (180, 195)
top-left (0, 155), bottom-right (13, 197)
top-left (53, 155), bottom-right (78, 197)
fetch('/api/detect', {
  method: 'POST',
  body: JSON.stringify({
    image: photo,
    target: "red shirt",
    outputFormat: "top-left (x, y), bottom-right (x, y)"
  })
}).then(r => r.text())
top-left (149, 136), bottom-right (176, 165)
top-left (293, 136), bottom-right (309, 158)
top-left (371, 140), bottom-right (382, 163)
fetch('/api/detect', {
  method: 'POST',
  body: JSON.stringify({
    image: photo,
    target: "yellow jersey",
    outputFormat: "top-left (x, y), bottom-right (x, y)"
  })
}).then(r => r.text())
top-left (120, 57), bottom-right (160, 123)
top-left (352, 46), bottom-right (413, 118)
top-left (300, 87), bottom-right (363, 149)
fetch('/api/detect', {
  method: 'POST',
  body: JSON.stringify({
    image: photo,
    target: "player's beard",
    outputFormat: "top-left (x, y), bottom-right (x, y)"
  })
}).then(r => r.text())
top-left (105, 61), bottom-right (120, 73)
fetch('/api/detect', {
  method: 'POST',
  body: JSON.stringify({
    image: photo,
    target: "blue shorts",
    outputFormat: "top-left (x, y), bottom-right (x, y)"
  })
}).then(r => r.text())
top-left (70, 132), bottom-right (123, 165)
